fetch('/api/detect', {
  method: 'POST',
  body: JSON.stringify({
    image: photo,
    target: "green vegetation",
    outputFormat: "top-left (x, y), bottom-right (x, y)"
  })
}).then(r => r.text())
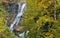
top-left (0, 0), bottom-right (60, 38)
top-left (0, 1), bottom-right (18, 38)
top-left (20, 0), bottom-right (60, 38)
top-left (0, 28), bottom-right (18, 38)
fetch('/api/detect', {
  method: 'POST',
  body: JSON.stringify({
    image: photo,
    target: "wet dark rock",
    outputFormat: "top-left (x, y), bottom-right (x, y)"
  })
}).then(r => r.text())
top-left (7, 14), bottom-right (17, 27)
top-left (13, 25), bottom-right (26, 36)
top-left (2, 2), bottom-right (18, 13)
top-left (2, 0), bottom-right (18, 27)
top-left (14, 25), bottom-right (26, 32)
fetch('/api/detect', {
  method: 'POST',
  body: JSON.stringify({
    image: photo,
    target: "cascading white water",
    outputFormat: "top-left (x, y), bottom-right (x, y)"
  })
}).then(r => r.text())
top-left (10, 1), bottom-right (29, 38)
top-left (19, 31), bottom-right (29, 38)
top-left (10, 3), bottom-right (26, 38)
top-left (10, 3), bottom-right (26, 32)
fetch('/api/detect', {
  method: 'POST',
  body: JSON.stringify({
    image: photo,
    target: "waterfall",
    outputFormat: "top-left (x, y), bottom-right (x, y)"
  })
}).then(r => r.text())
top-left (10, 2), bottom-right (26, 38)
top-left (10, 3), bottom-right (26, 32)
top-left (10, 0), bottom-right (29, 38)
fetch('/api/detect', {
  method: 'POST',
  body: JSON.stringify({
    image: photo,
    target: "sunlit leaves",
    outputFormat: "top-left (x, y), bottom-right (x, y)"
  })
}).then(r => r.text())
top-left (26, 0), bottom-right (35, 9)
top-left (36, 0), bottom-right (54, 9)
top-left (20, 0), bottom-right (60, 38)
top-left (0, 5), bottom-right (7, 32)
top-left (36, 16), bottom-right (53, 27)
top-left (44, 33), bottom-right (54, 38)
top-left (0, 18), bottom-right (5, 32)
top-left (0, 28), bottom-right (18, 38)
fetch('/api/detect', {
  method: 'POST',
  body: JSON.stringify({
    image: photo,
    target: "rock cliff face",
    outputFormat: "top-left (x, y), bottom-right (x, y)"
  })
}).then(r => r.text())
top-left (2, 0), bottom-right (18, 26)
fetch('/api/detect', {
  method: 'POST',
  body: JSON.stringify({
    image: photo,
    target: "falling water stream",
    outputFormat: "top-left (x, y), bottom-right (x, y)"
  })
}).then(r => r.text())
top-left (10, 3), bottom-right (26, 32)
top-left (10, 1), bottom-right (27, 38)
